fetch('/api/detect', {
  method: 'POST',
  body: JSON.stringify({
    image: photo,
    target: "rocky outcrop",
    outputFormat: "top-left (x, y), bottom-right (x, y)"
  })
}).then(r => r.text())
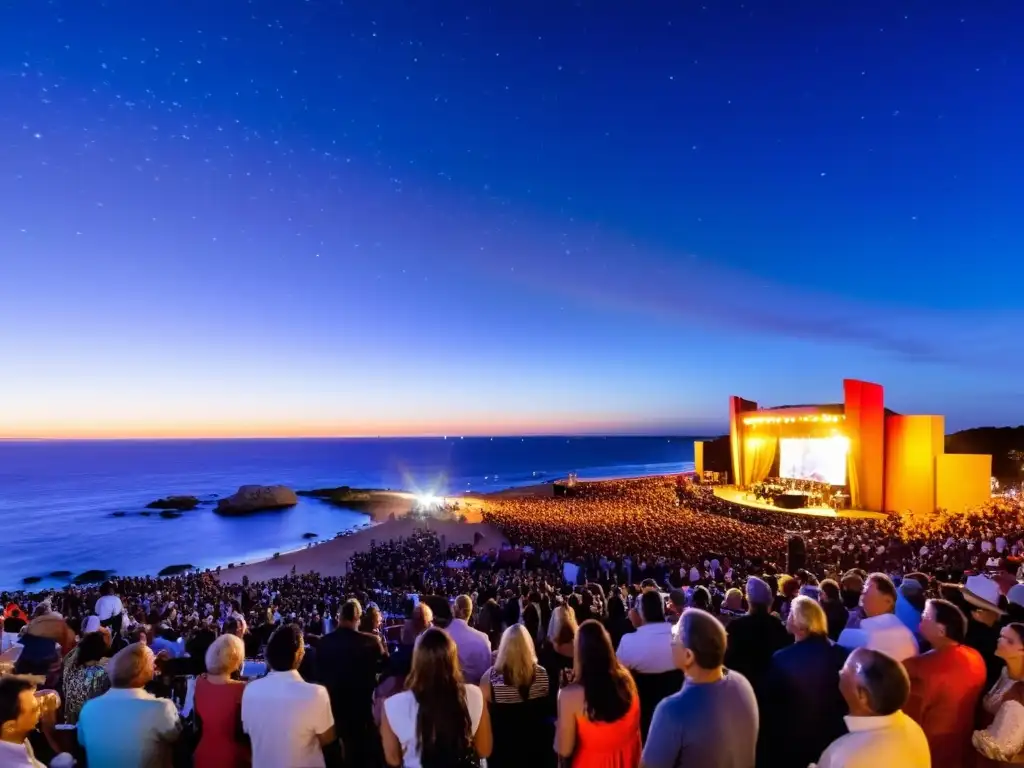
top-left (216, 485), bottom-right (298, 516)
top-left (158, 564), bottom-right (194, 576)
top-left (49, 571), bottom-right (72, 579)
top-left (73, 569), bottom-right (114, 585)
top-left (146, 496), bottom-right (200, 511)
top-left (302, 532), bottom-right (318, 539)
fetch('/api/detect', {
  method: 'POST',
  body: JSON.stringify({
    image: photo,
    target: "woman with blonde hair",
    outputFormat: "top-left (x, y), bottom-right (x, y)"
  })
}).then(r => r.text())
top-left (480, 625), bottom-right (552, 768)
top-left (540, 604), bottom-right (578, 695)
top-left (382, 627), bottom-right (492, 767)
top-left (193, 633), bottom-right (250, 767)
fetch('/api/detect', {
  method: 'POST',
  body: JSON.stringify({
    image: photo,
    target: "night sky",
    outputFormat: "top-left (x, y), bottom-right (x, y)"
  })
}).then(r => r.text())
top-left (2, 1), bottom-right (1022, 438)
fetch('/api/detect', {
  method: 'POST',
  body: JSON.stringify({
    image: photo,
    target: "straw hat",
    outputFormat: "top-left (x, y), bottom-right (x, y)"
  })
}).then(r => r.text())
top-left (961, 575), bottom-right (1006, 616)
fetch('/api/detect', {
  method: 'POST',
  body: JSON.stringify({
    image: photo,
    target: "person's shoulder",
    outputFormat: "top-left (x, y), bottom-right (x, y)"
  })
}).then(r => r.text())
top-left (723, 670), bottom-right (756, 698)
top-left (463, 683), bottom-right (484, 705)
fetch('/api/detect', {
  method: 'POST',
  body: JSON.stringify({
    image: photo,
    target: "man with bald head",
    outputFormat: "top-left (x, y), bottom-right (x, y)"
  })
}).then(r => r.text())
top-left (815, 647), bottom-right (930, 767)
top-left (446, 594), bottom-right (493, 684)
top-left (78, 642), bottom-right (181, 766)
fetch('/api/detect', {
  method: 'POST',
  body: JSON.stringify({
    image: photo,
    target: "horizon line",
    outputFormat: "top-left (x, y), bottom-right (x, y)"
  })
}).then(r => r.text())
top-left (0, 432), bottom-right (727, 442)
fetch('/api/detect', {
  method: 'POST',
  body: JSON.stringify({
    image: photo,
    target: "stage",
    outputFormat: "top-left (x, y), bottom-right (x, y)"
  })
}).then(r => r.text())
top-left (713, 486), bottom-right (886, 520)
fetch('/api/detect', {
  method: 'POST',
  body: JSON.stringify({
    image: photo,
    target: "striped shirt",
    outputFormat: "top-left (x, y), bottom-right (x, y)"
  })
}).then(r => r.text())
top-left (489, 665), bottom-right (550, 703)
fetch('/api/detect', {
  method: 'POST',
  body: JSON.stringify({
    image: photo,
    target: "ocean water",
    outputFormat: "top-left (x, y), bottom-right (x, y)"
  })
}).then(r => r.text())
top-left (0, 436), bottom-right (695, 590)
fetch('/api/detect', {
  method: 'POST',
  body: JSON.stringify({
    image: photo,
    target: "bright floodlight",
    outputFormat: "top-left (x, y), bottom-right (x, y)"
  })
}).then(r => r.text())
top-left (416, 494), bottom-right (440, 507)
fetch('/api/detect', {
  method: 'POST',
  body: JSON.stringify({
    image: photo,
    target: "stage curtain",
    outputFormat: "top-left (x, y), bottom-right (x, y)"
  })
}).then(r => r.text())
top-left (743, 438), bottom-right (776, 487)
top-left (847, 450), bottom-right (860, 510)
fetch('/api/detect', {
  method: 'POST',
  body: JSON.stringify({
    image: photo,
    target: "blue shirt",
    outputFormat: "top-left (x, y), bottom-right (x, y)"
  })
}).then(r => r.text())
top-left (641, 670), bottom-right (758, 768)
top-left (78, 687), bottom-right (181, 767)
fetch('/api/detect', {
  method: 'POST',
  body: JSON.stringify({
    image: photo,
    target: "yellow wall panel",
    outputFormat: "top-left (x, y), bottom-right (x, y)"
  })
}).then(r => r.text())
top-left (936, 453), bottom-right (991, 513)
top-left (885, 414), bottom-right (944, 514)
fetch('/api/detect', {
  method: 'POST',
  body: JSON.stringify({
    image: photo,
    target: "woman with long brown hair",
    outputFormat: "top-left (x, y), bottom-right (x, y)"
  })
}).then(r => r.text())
top-left (555, 619), bottom-right (641, 767)
top-left (381, 627), bottom-right (493, 768)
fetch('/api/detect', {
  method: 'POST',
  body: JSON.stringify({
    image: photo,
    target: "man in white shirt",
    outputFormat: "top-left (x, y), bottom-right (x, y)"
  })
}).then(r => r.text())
top-left (617, 590), bottom-right (675, 673)
top-left (242, 624), bottom-right (337, 768)
top-left (814, 647), bottom-right (929, 767)
top-left (838, 573), bottom-right (919, 662)
top-left (94, 582), bottom-right (123, 625)
top-left (446, 595), bottom-right (493, 684)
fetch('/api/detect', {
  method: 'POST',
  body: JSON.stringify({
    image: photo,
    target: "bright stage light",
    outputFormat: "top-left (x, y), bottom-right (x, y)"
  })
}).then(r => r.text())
top-left (415, 494), bottom-right (441, 507)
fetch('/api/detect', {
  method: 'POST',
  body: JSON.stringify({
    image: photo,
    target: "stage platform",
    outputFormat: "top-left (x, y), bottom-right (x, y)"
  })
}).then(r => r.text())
top-left (713, 486), bottom-right (887, 520)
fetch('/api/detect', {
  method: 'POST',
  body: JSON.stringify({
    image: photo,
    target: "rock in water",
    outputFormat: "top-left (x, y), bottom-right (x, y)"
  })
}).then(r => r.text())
top-left (216, 485), bottom-right (298, 516)
top-left (158, 564), bottom-right (194, 576)
top-left (146, 496), bottom-right (200, 511)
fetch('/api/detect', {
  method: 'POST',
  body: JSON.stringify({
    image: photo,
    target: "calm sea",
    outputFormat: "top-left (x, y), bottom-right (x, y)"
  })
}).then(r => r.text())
top-left (0, 436), bottom-right (696, 590)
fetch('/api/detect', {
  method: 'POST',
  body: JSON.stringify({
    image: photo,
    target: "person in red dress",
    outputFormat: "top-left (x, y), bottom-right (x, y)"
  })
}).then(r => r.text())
top-left (555, 619), bottom-right (641, 768)
top-left (903, 598), bottom-right (987, 768)
top-left (193, 633), bottom-right (251, 768)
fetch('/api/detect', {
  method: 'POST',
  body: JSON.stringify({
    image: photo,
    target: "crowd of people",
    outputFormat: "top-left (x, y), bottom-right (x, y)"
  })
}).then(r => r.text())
top-left (5, 476), bottom-right (1024, 766)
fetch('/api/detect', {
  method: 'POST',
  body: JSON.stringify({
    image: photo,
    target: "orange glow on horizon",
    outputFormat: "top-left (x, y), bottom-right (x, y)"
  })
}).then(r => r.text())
top-left (0, 414), bottom-right (690, 440)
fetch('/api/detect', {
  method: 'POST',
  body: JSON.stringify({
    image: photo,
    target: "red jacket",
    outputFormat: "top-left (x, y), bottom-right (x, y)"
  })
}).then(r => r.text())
top-left (903, 643), bottom-right (988, 768)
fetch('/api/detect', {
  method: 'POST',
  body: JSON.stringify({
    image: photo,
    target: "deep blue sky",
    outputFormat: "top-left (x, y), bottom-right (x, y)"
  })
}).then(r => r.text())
top-left (2, 1), bottom-right (1022, 437)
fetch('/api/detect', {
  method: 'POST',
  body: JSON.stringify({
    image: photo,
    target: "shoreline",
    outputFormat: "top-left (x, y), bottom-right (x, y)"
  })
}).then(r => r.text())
top-left (7, 472), bottom-right (690, 591)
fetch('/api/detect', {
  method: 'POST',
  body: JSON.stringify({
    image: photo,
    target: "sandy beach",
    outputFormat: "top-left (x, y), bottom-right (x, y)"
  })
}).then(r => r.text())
top-left (216, 493), bottom-right (508, 584)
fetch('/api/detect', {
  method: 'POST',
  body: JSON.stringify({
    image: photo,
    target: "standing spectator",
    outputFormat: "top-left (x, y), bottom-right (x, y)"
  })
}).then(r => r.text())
top-left (61, 630), bottom-right (112, 725)
top-left (604, 594), bottom-right (635, 650)
top-left (961, 575), bottom-right (1007, 689)
top-left (642, 608), bottom-right (758, 768)
top-left (837, 573), bottom-right (919, 662)
top-left (616, 591), bottom-right (675, 674)
top-left (317, 598), bottom-right (385, 767)
top-left (758, 596), bottom-right (849, 768)
top-left (895, 575), bottom-right (927, 638)
top-left (903, 599), bottom-right (986, 768)
top-left (972, 623), bottom-right (1024, 766)
top-left (540, 605), bottom-right (578, 695)
top-left (242, 625), bottom-right (336, 768)
top-left (193, 633), bottom-right (250, 768)
top-left (819, 579), bottom-right (851, 643)
top-left (381, 627), bottom-right (492, 768)
top-left (725, 577), bottom-right (791, 694)
top-left (447, 595), bottom-right (494, 686)
top-left (555, 620), bottom-right (641, 767)
top-left (815, 648), bottom-right (929, 768)
top-left (77, 642), bottom-right (182, 766)
top-left (95, 582), bottom-right (124, 636)
top-left (480, 624), bottom-right (552, 768)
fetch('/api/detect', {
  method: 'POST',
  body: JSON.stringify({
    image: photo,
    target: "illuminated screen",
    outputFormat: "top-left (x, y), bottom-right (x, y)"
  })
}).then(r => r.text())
top-left (779, 436), bottom-right (849, 485)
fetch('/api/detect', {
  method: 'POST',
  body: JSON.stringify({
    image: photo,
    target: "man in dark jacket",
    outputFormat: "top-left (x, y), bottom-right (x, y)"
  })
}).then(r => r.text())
top-left (757, 596), bottom-right (849, 768)
top-left (316, 599), bottom-right (386, 767)
top-left (725, 576), bottom-right (792, 696)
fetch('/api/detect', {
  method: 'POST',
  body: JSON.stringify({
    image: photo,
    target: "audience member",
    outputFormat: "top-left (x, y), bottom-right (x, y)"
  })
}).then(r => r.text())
top-left (759, 595), bottom-right (849, 768)
top-left (555, 620), bottom-right (640, 767)
top-left (78, 642), bottom-right (182, 766)
top-left (242, 624), bottom-right (336, 768)
top-left (816, 647), bottom-right (929, 768)
top-left (447, 595), bottom-right (493, 686)
top-left (902, 599), bottom-right (986, 768)
top-left (193, 633), bottom-right (249, 768)
top-left (616, 590), bottom-right (674, 674)
top-left (480, 624), bottom-right (552, 768)
top-left (317, 598), bottom-right (385, 767)
top-left (381, 626), bottom-right (492, 768)
top-left (724, 577), bottom-right (791, 693)
top-left (837, 573), bottom-right (919, 661)
top-left (642, 608), bottom-right (757, 768)
top-left (973, 623), bottom-right (1024, 766)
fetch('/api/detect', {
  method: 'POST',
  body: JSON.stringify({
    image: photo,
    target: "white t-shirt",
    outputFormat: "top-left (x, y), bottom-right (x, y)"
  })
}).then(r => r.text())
top-left (94, 595), bottom-right (123, 621)
top-left (383, 685), bottom-right (484, 768)
top-left (242, 670), bottom-right (334, 768)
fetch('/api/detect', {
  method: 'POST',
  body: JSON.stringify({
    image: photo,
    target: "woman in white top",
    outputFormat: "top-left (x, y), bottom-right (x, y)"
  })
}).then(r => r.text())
top-left (381, 626), bottom-right (493, 768)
